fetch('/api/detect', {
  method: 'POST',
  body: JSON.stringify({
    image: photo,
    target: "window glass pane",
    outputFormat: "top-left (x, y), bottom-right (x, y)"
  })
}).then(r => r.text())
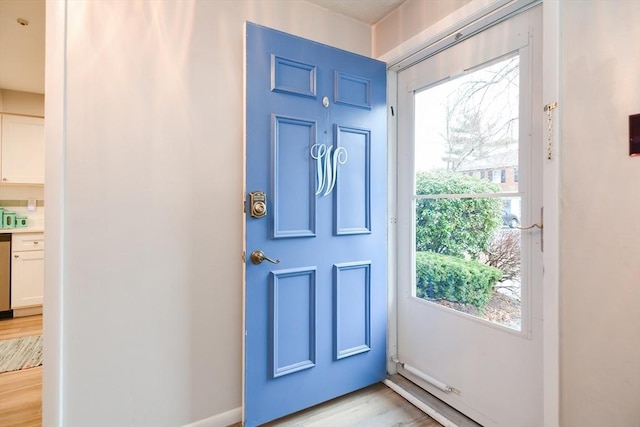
top-left (414, 196), bottom-right (522, 330)
top-left (413, 54), bottom-right (522, 330)
top-left (414, 55), bottom-right (519, 194)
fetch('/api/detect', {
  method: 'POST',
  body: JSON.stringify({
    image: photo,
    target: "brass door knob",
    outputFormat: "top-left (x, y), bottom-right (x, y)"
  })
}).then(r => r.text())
top-left (250, 250), bottom-right (280, 265)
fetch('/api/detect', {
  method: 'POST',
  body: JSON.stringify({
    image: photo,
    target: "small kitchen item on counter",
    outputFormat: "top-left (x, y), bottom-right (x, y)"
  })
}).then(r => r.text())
top-left (2, 211), bottom-right (16, 228)
top-left (15, 216), bottom-right (28, 228)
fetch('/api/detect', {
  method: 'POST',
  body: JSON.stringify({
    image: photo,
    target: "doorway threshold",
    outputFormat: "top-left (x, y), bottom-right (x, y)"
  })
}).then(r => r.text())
top-left (384, 374), bottom-right (482, 427)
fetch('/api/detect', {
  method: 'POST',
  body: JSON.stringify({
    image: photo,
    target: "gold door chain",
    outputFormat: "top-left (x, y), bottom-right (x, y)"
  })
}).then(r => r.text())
top-left (544, 102), bottom-right (558, 160)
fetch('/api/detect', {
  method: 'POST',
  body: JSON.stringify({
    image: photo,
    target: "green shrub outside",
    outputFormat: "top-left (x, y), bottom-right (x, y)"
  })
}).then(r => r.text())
top-left (415, 171), bottom-right (503, 259)
top-left (416, 251), bottom-right (503, 310)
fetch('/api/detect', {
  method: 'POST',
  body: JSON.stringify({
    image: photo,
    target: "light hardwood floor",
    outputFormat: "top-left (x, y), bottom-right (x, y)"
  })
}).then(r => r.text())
top-left (0, 315), bottom-right (42, 427)
top-left (236, 382), bottom-right (438, 427)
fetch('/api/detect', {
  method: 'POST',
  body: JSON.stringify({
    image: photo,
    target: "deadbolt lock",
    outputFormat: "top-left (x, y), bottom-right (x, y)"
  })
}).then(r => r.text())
top-left (249, 191), bottom-right (267, 218)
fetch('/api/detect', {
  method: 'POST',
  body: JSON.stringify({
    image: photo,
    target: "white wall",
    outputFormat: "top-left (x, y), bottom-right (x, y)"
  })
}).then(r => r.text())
top-left (560, 1), bottom-right (640, 425)
top-left (44, 1), bottom-right (370, 426)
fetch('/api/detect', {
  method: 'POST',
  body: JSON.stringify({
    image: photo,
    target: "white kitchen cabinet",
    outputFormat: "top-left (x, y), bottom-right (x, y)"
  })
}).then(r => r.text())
top-left (1, 114), bottom-right (45, 184)
top-left (11, 233), bottom-right (44, 309)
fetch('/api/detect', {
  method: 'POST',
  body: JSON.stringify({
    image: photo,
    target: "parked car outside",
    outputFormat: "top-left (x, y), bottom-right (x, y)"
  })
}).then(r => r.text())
top-left (502, 210), bottom-right (520, 228)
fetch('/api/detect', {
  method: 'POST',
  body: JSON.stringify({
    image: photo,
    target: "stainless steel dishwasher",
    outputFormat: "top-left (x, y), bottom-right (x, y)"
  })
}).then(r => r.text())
top-left (0, 234), bottom-right (11, 318)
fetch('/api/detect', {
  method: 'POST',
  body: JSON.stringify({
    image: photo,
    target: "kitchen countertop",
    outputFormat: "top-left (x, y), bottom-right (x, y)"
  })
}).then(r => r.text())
top-left (0, 227), bottom-right (44, 234)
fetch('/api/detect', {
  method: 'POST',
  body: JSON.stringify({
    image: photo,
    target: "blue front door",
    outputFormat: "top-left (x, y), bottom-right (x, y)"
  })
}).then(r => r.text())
top-left (245, 23), bottom-right (387, 426)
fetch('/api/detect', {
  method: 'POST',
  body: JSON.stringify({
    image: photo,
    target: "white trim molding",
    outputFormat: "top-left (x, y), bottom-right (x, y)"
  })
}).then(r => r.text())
top-left (541, 1), bottom-right (561, 426)
top-left (182, 407), bottom-right (242, 427)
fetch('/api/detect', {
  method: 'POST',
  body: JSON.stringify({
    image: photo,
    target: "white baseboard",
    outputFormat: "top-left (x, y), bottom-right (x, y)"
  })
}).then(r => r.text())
top-left (182, 407), bottom-right (242, 427)
top-left (12, 305), bottom-right (43, 317)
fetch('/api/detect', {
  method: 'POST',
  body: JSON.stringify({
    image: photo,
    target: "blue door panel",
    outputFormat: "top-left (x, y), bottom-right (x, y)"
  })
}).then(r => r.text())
top-left (271, 115), bottom-right (317, 238)
top-left (334, 72), bottom-right (372, 109)
top-left (335, 125), bottom-right (371, 235)
top-left (271, 267), bottom-right (316, 377)
top-left (271, 56), bottom-right (317, 98)
top-left (334, 261), bottom-right (371, 359)
top-left (246, 22), bottom-right (386, 427)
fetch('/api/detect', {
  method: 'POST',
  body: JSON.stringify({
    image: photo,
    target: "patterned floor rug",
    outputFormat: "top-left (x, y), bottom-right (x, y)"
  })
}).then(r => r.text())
top-left (0, 335), bottom-right (43, 373)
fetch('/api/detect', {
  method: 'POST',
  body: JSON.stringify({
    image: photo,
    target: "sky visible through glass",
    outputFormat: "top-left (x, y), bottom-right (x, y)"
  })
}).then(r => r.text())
top-left (414, 55), bottom-right (520, 175)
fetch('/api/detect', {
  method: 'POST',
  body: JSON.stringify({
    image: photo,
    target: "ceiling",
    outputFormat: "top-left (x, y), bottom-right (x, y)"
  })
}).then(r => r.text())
top-left (305, 0), bottom-right (407, 24)
top-left (0, 0), bottom-right (45, 94)
top-left (0, 0), bottom-right (405, 96)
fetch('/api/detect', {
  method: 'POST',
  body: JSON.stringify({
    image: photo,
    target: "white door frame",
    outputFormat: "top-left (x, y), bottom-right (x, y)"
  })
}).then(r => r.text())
top-left (381, 0), bottom-right (559, 425)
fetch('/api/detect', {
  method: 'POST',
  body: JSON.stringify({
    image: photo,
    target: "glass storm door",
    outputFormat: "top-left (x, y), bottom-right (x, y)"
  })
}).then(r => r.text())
top-left (244, 23), bottom-right (387, 427)
top-left (396, 7), bottom-right (543, 427)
